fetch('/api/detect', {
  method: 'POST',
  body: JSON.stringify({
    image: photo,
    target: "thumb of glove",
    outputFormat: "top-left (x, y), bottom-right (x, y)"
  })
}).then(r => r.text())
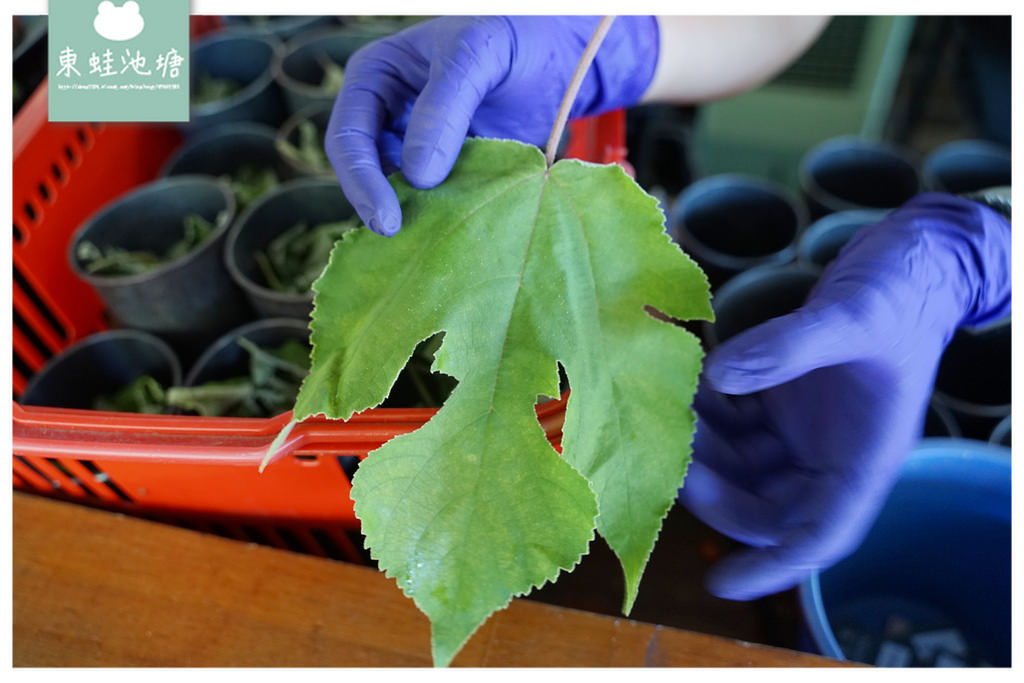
top-left (705, 300), bottom-right (868, 395)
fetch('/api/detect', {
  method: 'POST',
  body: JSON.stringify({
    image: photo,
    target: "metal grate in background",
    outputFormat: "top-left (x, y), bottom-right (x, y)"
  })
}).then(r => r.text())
top-left (774, 16), bottom-right (870, 91)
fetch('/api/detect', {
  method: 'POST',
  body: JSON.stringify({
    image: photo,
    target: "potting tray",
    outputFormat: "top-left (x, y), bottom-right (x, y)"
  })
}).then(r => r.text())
top-left (11, 55), bottom-right (628, 563)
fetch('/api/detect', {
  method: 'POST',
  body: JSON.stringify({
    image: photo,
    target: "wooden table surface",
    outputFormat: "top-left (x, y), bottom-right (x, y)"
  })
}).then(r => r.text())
top-left (13, 492), bottom-right (849, 667)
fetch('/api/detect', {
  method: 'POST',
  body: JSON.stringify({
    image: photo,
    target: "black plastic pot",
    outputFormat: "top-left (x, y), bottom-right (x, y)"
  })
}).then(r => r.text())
top-left (629, 105), bottom-right (695, 197)
top-left (799, 136), bottom-right (921, 219)
top-left (276, 102), bottom-right (334, 177)
top-left (20, 330), bottom-right (181, 410)
top-left (932, 320), bottom-right (1012, 441)
top-left (704, 263), bottom-right (822, 348)
top-left (274, 25), bottom-right (399, 115)
top-left (226, 177), bottom-right (358, 321)
top-left (797, 209), bottom-right (890, 268)
top-left (184, 317), bottom-right (309, 387)
top-left (13, 16), bottom-right (47, 116)
top-left (671, 174), bottom-right (807, 291)
top-left (221, 15), bottom-right (336, 41)
top-left (160, 123), bottom-right (296, 214)
top-left (922, 139), bottom-right (1012, 195)
top-left (189, 34), bottom-right (285, 134)
top-left (69, 176), bottom-right (253, 362)
top-left (162, 123), bottom-right (294, 180)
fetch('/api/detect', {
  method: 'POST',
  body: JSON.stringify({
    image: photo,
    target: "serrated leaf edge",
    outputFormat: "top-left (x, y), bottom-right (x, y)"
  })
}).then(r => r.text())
top-left (351, 438), bottom-right (598, 667)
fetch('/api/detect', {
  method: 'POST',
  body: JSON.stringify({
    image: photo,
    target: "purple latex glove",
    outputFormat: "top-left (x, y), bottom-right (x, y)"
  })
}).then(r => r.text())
top-left (325, 16), bottom-right (659, 236)
top-left (680, 193), bottom-right (1011, 601)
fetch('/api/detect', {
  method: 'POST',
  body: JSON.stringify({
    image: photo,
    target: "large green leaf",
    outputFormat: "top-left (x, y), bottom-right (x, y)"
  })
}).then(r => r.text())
top-left (281, 138), bottom-right (711, 666)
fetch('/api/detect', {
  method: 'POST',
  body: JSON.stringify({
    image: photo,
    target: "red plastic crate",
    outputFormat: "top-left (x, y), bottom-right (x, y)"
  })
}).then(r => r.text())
top-left (12, 47), bottom-right (627, 562)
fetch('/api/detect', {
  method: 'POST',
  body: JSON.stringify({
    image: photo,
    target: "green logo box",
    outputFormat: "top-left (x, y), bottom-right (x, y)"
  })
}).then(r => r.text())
top-left (48, 0), bottom-right (189, 122)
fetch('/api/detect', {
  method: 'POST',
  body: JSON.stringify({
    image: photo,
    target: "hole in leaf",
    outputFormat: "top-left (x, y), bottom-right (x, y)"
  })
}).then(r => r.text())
top-left (557, 362), bottom-right (570, 395)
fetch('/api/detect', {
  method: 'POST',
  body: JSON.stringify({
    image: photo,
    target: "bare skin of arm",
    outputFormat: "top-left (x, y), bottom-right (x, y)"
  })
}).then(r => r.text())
top-left (643, 16), bottom-right (830, 103)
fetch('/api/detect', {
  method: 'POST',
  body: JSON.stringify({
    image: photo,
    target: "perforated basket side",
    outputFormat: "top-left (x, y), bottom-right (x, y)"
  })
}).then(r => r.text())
top-left (11, 82), bottom-right (621, 537)
top-left (12, 398), bottom-right (568, 539)
top-left (12, 15), bottom-right (224, 397)
top-left (12, 84), bottom-right (182, 396)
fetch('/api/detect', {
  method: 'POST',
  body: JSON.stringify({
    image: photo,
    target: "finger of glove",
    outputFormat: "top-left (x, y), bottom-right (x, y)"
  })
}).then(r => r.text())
top-left (692, 387), bottom-right (790, 482)
top-left (705, 303), bottom-right (867, 395)
top-left (400, 21), bottom-right (510, 189)
top-left (326, 48), bottom-right (424, 237)
top-left (378, 129), bottom-right (404, 176)
top-left (679, 459), bottom-right (786, 549)
top-left (704, 473), bottom-right (887, 601)
top-left (694, 377), bottom-right (763, 433)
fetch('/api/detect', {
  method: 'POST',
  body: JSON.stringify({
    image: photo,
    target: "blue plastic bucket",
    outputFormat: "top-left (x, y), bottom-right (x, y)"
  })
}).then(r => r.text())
top-left (799, 438), bottom-right (1011, 667)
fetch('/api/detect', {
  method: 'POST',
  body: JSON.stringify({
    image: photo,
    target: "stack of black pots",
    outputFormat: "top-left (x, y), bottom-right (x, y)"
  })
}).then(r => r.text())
top-left (23, 17), bottom-right (425, 415)
top-left (662, 134), bottom-right (1010, 444)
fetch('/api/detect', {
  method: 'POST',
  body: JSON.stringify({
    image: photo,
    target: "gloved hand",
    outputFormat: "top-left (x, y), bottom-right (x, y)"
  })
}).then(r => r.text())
top-left (680, 193), bottom-right (1011, 600)
top-left (325, 15), bottom-right (659, 236)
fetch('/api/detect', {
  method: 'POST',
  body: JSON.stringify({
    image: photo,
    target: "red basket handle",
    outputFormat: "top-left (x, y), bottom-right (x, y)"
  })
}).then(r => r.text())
top-left (12, 395), bottom-right (568, 466)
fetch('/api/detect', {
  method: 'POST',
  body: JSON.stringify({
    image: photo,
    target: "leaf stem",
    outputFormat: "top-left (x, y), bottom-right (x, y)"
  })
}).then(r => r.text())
top-left (544, 15), bottom-right (617, 168)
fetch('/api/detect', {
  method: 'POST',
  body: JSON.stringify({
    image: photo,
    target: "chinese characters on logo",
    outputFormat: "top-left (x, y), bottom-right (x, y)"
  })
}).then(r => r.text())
top-left (57, 46), bottom-right (185, 79)
top-left (57, 45), bottom-right (81, 77)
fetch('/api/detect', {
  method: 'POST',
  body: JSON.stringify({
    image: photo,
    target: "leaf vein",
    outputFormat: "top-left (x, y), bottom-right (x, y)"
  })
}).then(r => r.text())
top-left (485, 172), bottom-right (550, 414)
top-left (321, 168), bottom-right (545, 417)
top-left (549, 172), bottom-right (635, 533)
